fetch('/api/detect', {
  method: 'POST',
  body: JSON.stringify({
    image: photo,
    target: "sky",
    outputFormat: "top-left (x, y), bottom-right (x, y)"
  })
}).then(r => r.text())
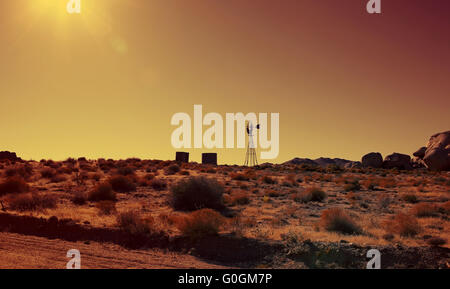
top-left (0, 0), bottom-right (449, 164)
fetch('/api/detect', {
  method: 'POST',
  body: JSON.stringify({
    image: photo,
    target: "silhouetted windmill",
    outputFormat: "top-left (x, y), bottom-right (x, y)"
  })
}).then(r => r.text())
top-left (244, 121), bottom-right (260, 166)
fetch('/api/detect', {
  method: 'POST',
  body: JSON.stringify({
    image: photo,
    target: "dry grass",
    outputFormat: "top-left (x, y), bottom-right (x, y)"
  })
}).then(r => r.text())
top-left (320, 208), bottom-right (362, 235)
top-left (176, 209), bottom-right (225, 239)
top-left (383, 213), bottom-right (421, 237)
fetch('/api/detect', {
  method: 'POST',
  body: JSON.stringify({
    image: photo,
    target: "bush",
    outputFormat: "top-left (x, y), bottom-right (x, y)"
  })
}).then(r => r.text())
top-left (402, 194), bottom-right (418, 204)
top-left (411, 203), bottom-right (439, 217)
top-left (230, 173), bottom-right (249, 181)
top-left (88, 183), bottom-right (116, 201)
top-left (343, 181), bottom-right (361, 192)
top-left (320, 208), bottom-right (361, 235)
top-left (40, 168), bottom-right (56, 179)
top-left (170, 176), bottom-right (224, 211)
top-left (150, 178), bottom-right (167, 191)
top-left (426, 237), bottom-right (447, 247)
top-left (0, 177), bottom-right (29, 196)
top-left (262, 176), bottom-right (277, 184)
top-left (108, 176), bottom-right (136, 193)
top-left (177, 209), bottom-right (224, 239)
top-left (116, 210), bottom-right (154, 235)
top-left (383, 213), bottom-right (420, 237)
top-left (7, 193), bottom-right (57, 211)
top-left (297, 187), bottom-right (327, 203)
top-left (229, 191), bottom-right (250, 205)
top-left (71, 191), bottom-right (87, 205)
top-left (165, 164), bottom-right (180, 175)
top-left (96, 201), bottom-right (117, 215)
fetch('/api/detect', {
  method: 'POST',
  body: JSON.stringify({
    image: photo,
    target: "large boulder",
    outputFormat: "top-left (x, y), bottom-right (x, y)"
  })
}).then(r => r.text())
top-left (383, 153), bottom-right (412, 170)
top-left (361, 152), bottom-right (383, 168)
top-left (0, 151), bottom-right (21, 162)
top-left (413, 147), bottom-right (426, 158)
top-left (422, 131), bottom-right (450, 171)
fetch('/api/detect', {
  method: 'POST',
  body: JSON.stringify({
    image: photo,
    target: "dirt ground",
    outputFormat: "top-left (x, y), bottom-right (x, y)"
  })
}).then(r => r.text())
top-left (0, 158), bottom-right (449, 268)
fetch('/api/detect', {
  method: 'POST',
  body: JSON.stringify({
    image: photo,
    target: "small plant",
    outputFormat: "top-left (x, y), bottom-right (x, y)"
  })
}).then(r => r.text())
top-left (40, 168), bottom-right (56, 179)
top-left (165, 164), bottom-right (180, 175)
top-left (176, 208), bottom-right (224, 239)
top-left (426, 237), bottom-right (447, 247)
top-left (383, 213), bottom-right (420, 237)
top-left (410, 203), bottom-right (439, 218)
top-left (402, 194), bottom-right (418, 204)
top-left (296, 187), bottom-right (327, 203)
top-left (150, 178), bottom-right (167, 191)
top-left (88, 183), bottom-right (116, 202)
top-left (230, 173), bottom-right (249, 181)
top-left (7, 193), bottom-right (57, 211)
top-left (71, 191), bottom-right (87, 205)
top-left (320, 208), bottom-right (361, 235)
top-left (262, 176), bottom-right (277, 184)
top-left (170, 176), bottom-right (224, 211)
top-left (116, 210), bottom-right (154, 235)
top-left (0, 177), bottom-right (30, 196)
top-left (229, 191), bottom-right (250, 205)
top-left (96, 201), bottom-right (117, 215)
top-left (108, 176), bottom-right (136, 193)
top-left (343, 181), bottom-right (361, 192)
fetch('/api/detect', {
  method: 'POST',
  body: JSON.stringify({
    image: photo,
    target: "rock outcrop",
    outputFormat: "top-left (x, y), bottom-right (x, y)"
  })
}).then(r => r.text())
top-left (0, 151), bottom-right (21, 162)
top-left (421, 131), bottom-right (450, 171)
top-left (284, 157), bottom-right (359, 168)
top-left (383, 153), bottom-right (412, 170)
top-left (361, 152), bottom-right (383, 168)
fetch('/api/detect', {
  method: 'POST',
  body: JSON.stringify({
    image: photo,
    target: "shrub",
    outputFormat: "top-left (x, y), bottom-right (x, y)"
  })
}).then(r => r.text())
top-left (320, 208), bottom-right (361, 235)
top-left (231, 173), bottom-right (249, 181)
top-left (170, 176), bottom-right (224, 211)
top-left (229, 191), bottom-right (250, 205)
top-left (71, 191), bottom-right (87, 205)
top-left (116, 166), bottom-right (135, 176)
top-left (150, 178), bottom-right (167, 191)
top-left (7, 193), bottom-right (57, 211)
top-left (0, 177), bottom-right (29, 196)
top-left (116, 210), bottom-right (154, 235)
top-left (440, 201), bottom-right (450, 214)
top-left (108, 176), bottom-right (136, 193)
top-left (262, 176), bottom-right (277, 184)
top-left (402, 194), bottom-right (418, 204)
top-left (96, 201), bottom-right (117, 215)
top-left (177, 209), bottom-right (224, 239)
top-left (343, 181), bottom-right (361, 192)
top-left (383, 213), bottom-right (420, 237)
top-left (426, 237), bottom-right (447, 247)
top-left (411, 203), bottom-right (439, 217)
top-left (40, 168), bottom-right (56, 179)
top-left (165, 164), bottom-right (180, 175)
top-left (88, 183), bottom-right (116, 202)
top-left (295, 187), bottom-right (327, 203)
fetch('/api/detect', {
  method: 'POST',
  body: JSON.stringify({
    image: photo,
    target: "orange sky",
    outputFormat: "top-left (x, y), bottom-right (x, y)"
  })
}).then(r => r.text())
top-left (0, 0), bottom-right (449, 164)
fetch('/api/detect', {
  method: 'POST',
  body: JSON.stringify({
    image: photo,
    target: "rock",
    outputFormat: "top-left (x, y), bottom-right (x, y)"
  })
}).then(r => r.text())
top-left (344, 161), bottom-right (362, 169)
top-left (411, 156), bottom-right (425, 169)
top-left (413, 147), bottom-right (426, 158)
top-left (0, 151), bottom-right (21, 161)
top-left (284, 158), bottom-right (318, 166)
top-left (361, 152), bottom-right (383, 168)
top-left (383, 153), bottom-right (412, 170)
top-left (423, 131), bottom-right (450, 171)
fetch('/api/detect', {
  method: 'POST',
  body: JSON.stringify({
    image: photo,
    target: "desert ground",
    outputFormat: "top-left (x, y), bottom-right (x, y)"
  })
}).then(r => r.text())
top-left (0, 158), bottom-right (448, 269)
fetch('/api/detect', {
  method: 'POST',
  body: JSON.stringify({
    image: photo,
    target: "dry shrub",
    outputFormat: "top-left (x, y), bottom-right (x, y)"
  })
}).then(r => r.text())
top-left (379, 177), bottom-right (396, 188)
top-left (410, 203), bottom-right (440, 218)
top-left (116, 210), bottom-right (155, 235)
top-left (165, 164), bottom-right (180, 175)
top-left (229, 191), bottom-right (250, 205)
top-left (116, 166), bottom-right (135, 176)
top-left (296, 187), bottom-right (327, 203)
top-left (230, 173), bottom-right (249, 181)
top-left (426, 237), bottom-right (447, 247)
top-left (108, 176), bottom-right (136, 193)
top-left (0, 177), bottom-right (29, 196)
top-left (343, 181), bottom-right (361, 192)
top-left (50, 174), bottom-right (67, 183)
top-left (150, 178), bottom-right (167, 191)
top-left (88, 183), bottom-right (116, 202)
top-left (320, 208), bottom-right (361, 235)
top-left (377, 194), bottom-right (392, 209)
top-left (96, 201), bottom-right (117, 215)
top-left (176, 208), bottom-right (224, 239)
top-left (383, 213), bottom-right (420, 237)
top-left (170, 176), bottom-right (224, 211)
top-left (71, 191), bottom-right (87, 205)
top-left (262, 175), bottom-right (277, 184)
top-left (401, 194), bottom-right (418, 204)
top-left (40, 168), bottom-right (56, 179)
top-left (7, 193), bottom-right (57, 211)
top-left (440, 201), bottom-right (450, 214)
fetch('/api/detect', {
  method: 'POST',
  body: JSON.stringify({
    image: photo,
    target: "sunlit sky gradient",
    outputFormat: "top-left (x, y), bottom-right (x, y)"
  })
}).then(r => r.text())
top-left (0, 0), bottom-right (449, 164)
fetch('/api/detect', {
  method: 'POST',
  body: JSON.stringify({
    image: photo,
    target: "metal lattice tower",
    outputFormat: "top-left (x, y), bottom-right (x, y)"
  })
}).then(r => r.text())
top-left (244, 122), bottom-right (259, 166)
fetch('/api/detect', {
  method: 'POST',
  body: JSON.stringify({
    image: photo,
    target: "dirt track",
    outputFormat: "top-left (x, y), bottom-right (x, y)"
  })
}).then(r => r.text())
top-left (0, 232), bottom-right (228, 269)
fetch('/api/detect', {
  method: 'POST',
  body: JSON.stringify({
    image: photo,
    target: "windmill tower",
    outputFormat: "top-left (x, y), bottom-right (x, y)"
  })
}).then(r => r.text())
top-left (244, 121), bottom-right (260, 166)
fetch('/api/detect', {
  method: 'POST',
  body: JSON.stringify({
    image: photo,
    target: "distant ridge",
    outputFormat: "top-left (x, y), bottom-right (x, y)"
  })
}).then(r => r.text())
top-left (283, 157), bottom-right (361, 168)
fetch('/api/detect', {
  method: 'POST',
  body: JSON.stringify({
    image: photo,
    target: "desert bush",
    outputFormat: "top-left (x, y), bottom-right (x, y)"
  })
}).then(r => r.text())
top-left (50, 174), bottom-right (67, 183)
top-left (7, 193), bottom-right (56, 211)
top-left (426, 237), bottom-right (447, 247)
top-left (320, 208), bottom-right (361, 235)
top-left (116, 166), bottom-right (135, 176)
top-left (71, 191), bottom-right (87, 205)
top-left (410, 203), bottom-right (439, 217)
top-left (440, 201), bottom-right (450, 214)
top-left (176, 209), bottom-right (224, 239)
top-left (383, 213), bottom-right (420, 237)
top-left (88, 183), bottom-right (116, 201)
top-left (229, 191), bottom-right (250, 205)
top-left (401, 194), bottom-right (418, 204)
top-left (108, 176), bottom-right (136, 193)
top-left (296, 187), bottom-right (327, 203)
top-left (343, 181), bottom-right (361, 192)
top-left (40, 168), bottom-right (56, 179)
top-left (230, 173), bottom-right (249, 181)
top-left (170, 176), bottom-right (224, 211)
top-left (116, 210), bottom-right (154, 235)
top-left (165, 164), bottom-right (180, 175)
top-left (150, 178), bottom-right (167, 191)
top-left (262, 176), bottom-right (277, 184)
top-left (96, 201), bottom-right (117, 215)
top-left (0, 177), bottom-right (29, 196)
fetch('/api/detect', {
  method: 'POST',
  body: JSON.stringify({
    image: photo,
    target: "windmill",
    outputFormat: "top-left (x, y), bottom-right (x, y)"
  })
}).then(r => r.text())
top-left (244, 121), bottom-right (260, 166)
